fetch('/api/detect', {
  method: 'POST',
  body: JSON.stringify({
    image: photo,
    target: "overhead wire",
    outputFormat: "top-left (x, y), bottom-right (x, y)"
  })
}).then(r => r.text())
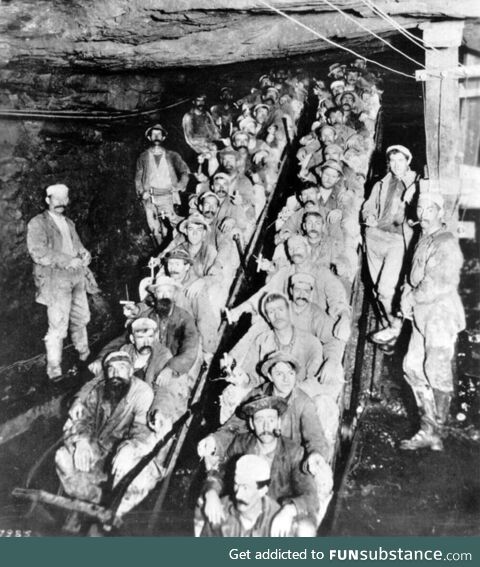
top-left (360, 0), bottom-right (469, 74)
top-left (0, 97), bottom-right (191, 122)
top-left (256, 0), bottom-right (417, 80)
top-left (319, 0), bottom-right (427, 70)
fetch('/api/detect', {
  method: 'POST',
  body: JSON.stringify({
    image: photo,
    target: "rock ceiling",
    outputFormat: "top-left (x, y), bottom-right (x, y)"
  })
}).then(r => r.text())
top-left (1, 0), bottom-right (479, 70)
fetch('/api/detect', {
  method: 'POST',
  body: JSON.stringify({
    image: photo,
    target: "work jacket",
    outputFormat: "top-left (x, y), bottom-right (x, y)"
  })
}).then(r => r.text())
top-left (27, 210), bottom-right (98, 305)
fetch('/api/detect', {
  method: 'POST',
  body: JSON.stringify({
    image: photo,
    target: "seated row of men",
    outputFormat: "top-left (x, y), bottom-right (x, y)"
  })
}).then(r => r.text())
top-left (54, 62), bottom-right (381, 534)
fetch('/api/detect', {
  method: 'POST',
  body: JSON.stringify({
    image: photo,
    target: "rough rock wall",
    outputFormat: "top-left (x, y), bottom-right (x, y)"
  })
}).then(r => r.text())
top-left (1, 0), bottom-right (478, 70)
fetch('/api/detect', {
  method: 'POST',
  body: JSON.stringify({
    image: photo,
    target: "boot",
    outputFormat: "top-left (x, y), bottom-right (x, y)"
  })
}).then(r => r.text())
top-left (400, 387), bottom-right (443, 451)
top-left (45, 336), bottom-right (63, 380)
top-left (433, 389), bottom-right (452, 426)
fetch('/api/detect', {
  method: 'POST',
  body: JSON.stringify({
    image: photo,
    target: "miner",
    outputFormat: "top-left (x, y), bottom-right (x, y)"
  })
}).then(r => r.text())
top-left (135, 123), bottom-right (190, 245)
top-left (27, 184), bottom-right (99, 380)
top-left (400, 190), bottom-right (465, 451)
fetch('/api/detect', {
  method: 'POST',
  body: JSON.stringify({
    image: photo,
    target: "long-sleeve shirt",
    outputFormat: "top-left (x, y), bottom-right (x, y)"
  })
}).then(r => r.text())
top-left (27, 210), bottom-right (96, 305)
top-left (213, 382), bottom-right (329, 460)
top-left (205, 433), bottom-right (319, 520)
top-left (63, 377), bottom-right (154, 454)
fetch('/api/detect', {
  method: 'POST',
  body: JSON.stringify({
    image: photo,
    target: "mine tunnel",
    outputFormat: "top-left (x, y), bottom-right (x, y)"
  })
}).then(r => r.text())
top-left (0, 1), bottom-right (479, 537)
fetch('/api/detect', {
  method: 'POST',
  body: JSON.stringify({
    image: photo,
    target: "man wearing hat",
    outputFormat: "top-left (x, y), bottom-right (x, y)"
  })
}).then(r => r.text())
top-left (399, 188), bottom-right (465, 451)
top-left (27, 183), bottom-right (99, 380)
top-left (328, 63), bottom-right (346, 80)
top-left (199, 350), bottom-right (330, 468)
top-left (199, 454), bottom-right (280, 537)
top-left (362, 145), bottom-right (418, 345)
top-left (135, 123), bottom-right (190, 245)
top-left (200, 394), bottom-right (319, 536)
top-left (55, 350), bottom-right (158, 523)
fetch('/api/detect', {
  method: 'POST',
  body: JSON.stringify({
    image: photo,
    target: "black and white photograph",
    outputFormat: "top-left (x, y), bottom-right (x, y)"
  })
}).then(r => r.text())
top-left (0, 0), bottom-right (479, 538)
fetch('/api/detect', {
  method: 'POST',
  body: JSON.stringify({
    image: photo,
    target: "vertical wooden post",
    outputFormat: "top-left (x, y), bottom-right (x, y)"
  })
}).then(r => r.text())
top-left (420, 21), bottom-right (464, 224)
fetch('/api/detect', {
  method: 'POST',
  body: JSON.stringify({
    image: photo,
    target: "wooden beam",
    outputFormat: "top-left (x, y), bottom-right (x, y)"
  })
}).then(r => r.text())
top-left (416, 64), bottom-right (480, 82)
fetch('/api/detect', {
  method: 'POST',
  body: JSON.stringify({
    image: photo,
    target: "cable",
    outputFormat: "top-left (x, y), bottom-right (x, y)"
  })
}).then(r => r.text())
top-left (0, 97), bottom-right (191, 122)
top-left (361, 0), bottom-right (468, 73)
top-left (256, 0), bottom-right (416, 80)
top-left (320, 0), bottom-right (427, 70)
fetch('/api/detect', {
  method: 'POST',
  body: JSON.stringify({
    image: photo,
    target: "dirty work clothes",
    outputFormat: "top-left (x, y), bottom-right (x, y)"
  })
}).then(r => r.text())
top-left (242, 262), bottom-right (349, 320)
top-left (213, 383), bottom-right (329, 461)
top-left (362, 171), bottom-right (417, 236)
top-left (364, 227), bottom-right (405, 324)
top-left (56, 377), bottom-right (155, 508)
top-left (362, 171), bottom-right (417, 324)
top-left (230, 325), bottom-right (324, 387)
top-left (94, 340), bottom-right (173, 389)
top-left (403, 228), bottom-right (465, 394)
top-left (133, 302), bottom-right (200, 376)
top-left (205, 433), bottom-right (319, 521)
top-left (135, 148), bottom-right (190, 197)
top-left (291, 302), bottom-right (345, 365)
top-left (200, 495), bottom-right (280, 537)
top-left (27, 211), bottom-right (95, 352)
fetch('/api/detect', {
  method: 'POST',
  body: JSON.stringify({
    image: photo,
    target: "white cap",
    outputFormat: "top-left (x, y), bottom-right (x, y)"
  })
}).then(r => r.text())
top-left (46, 184), bottom-right (69, 199)
top-left (235, 455), bottom-right (271, 484)
top-left (131, 318), bottom-right (158, 333)
top-left (386, 144), bottom-right (412, 163)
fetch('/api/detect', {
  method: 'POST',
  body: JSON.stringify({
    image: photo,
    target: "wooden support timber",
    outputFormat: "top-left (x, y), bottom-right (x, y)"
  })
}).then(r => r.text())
top-left (416, 21), bottom-right (464, 225)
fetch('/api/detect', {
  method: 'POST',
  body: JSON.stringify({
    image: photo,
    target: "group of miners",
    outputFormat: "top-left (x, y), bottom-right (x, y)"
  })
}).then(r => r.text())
top-left (25, 59), bottom-right (465, 536)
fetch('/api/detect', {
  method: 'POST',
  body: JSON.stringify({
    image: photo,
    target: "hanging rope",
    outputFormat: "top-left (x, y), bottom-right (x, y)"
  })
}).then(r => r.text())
top-left (256, 0), bottom-right (417, 79)
top-left (320, 0), bottom-right (427, 70)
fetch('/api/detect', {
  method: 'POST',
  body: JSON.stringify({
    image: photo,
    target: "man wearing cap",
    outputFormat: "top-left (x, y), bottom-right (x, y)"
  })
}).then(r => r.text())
top-left (230, 236), bottom-right (350, 335)
top-left (227, 292), bottom-right (324, 391)
top-left (86, 318), bottom-right (172, 388)
top-left (55, 351), bottom-right (159, 522)
top-left (123, 276), bottom-right (199, 415)
top-left (199, 455), bottom-right (281, 537)
top-left (161, 248), bottom-right (221, 358)
top-left (200, 394), bottom-right (319, 535)
top-left (27, 184), bottom-right (99, 380)
top-left (399, 188), bottom-right (465, 451)
top-left (135, 123), bottom-right (190, 245)
top-left (362, 145), bottom-right (418, 345)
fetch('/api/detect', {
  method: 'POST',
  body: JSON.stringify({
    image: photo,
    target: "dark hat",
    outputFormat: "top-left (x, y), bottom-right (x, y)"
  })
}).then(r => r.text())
top-left (239, 394), bottom-right (288, 419)
top-left (164, 248), bottom-right (194, 264)
top-left (260, 351), bottom-right (301, 378)
top-left (145, 123), bottom-right (168, 139)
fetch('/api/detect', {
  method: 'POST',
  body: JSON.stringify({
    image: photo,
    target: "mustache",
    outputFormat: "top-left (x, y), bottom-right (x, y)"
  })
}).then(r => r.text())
top-left (203, 210), bottom-right (215, 218)
top-left (295, 296), bottom-right (309, 303)
top-left (259, 429), bottom-right (281, 439)
top-left (138, 345), bottom-right (153, 355)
